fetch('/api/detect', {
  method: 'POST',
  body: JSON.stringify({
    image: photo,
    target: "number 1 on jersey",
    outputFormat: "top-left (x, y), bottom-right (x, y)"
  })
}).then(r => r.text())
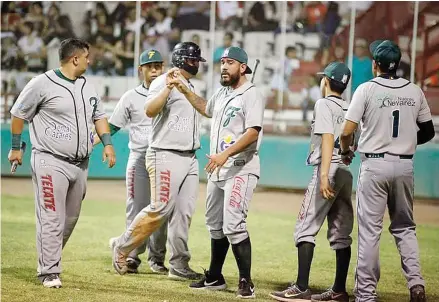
top-left (392, 110), bottom-right (400, 138)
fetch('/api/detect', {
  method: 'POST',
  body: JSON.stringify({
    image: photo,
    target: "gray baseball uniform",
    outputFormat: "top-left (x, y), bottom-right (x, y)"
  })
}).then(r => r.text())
top-left (295, 96), bottom-right (353, 250)
top-left (114, 73), bottom-right (200, 270)
top-left (204, 81), bottom-right (264, 245)
top-left (345, 76), bottom-right (432, 302)
top-left (109, 84), bottom-right (167, 266)
top-left (10, 69), bottom-right (106, 279)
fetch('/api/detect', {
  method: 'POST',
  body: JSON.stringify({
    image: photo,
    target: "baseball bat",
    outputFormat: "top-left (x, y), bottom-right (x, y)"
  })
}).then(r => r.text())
top-left (251, 59), bottom-right (260, 83)
top-left (11, 141), bottom-right (27, 174)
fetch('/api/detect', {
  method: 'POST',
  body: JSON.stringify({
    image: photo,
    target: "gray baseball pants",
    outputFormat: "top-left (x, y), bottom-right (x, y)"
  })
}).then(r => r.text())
top-left (354, 153), bottom-right (425, 302)
top-left (31, 150), bottom-right (88, 280)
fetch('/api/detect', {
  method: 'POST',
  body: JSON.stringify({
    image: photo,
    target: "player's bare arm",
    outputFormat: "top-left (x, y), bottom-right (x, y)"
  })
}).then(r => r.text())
top-left (320, 133), bottom-right (336, 200)
top-left (8, 115), bottom-right (26, 165)
top-left (144, 86), bottom-right (172, 118)
top-left (416, 120), bottom-right (435, 145)
top-left (94, 118), bottom-right (116, 168)
top-left (340, 120), bottom-right (357, 165)
top-left (205, 127), bottom-right (260, 174)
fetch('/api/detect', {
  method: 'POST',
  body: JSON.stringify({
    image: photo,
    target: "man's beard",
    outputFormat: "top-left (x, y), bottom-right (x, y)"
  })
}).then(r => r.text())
top-left (220, 72), bottom-right (240, 87)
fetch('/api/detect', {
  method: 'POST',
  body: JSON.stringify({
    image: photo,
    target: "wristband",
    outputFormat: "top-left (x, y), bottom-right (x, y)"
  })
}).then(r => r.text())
top-left (100, 133), bottom-right (113, 146)
top-left (12, 134), bottom-right (22, 150)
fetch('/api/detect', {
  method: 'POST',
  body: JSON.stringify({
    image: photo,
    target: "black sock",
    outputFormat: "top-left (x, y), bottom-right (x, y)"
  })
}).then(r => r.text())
top-left (296, 242), bottom-right (315, 291)
top-left (332, 246), bottom-right (351, 293)
top-left (231, 237), bottom-right (252, 280)
top-left (209, 237), bottom-right (230, 277)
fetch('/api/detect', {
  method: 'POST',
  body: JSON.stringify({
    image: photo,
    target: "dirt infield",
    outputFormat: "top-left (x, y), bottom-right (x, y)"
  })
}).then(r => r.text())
top-left (2, 177), bottom-right (438, 226)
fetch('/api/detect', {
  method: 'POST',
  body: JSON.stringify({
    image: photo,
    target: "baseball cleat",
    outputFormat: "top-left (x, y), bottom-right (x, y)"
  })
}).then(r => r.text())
top-left (149, 262), bottom-right (168, 274)
top-left (168, 266), bottom-right (203, 280)
top-left (189, 269), bottom-right (227, 290)
top-left (237, 278), bottom-right (256, 299)
top-left (269, 283), bottom-right (312, 301)
top-left (109, 237), bottom-right (128, 275)
top-left (410, 284), bottom-right (426, 302)
top-left (42, 274), bottom-right (62, 288)
top-left (311, 288), bottom-right (349, 301)
top-left (126, 258), bottom-right (139, 274)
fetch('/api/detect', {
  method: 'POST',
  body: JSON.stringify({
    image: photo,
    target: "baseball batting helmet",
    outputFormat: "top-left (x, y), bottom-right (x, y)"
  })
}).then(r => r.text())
top-left (171, 42), bottom-right (206, 75)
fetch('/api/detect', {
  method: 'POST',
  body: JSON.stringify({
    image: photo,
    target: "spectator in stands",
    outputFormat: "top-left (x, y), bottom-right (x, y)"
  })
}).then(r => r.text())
top-left (319, 2), bottom-right (341, 66)
top-left (246, 1), bottom-right (278, 32)
top-left (17, 21), bottom-right (46, 73)
top-left (124, 7), bottom-right (144, 33)
top-left (175, 1), bottom-right (210, 30)
top-left (142, 28), bottom-right (170, 66)
top-left (1, 36), bottom-right (19, 71)
top-left (270, 46), bottom-right (300, 108)
top-left (152, 7), bottom-right (172, 36)
top-left (168, 2), bottom-right (182, 50)
top-left (1, 2), bottom-right (23, 33)
top-left (303, 1), bottom-right (327, 33)
top-left (24, 2), bottom-right (45, 35)
top-left (90, 3), bottom-right (115, 43)
top-left (217, 2), bottom-right (242, 31)
top-left (111, 30), bottom-right (135, 76)
top-left (350, 38), bottom-right (373, 93)
top-left (42, 4), bottom-right (75, 45)
top-left (89, 35), bottom-right (115, 76)
top-left (301, 75), bottom-right (321, 122)
top-left (213, 32), bottom-right (233, 63)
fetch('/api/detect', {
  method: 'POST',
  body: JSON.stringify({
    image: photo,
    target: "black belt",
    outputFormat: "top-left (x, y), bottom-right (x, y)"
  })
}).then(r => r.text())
top-left (154, 148), bottom-right (196, 154)
top-left (365, 153), bottom-right (413, 159)
top-left (39, 150), bottom-right (89, 164)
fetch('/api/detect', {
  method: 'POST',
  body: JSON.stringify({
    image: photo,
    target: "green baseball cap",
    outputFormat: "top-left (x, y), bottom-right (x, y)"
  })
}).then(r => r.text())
top-left (221, 47), bottom-right (252, 74)
top-left (369, 40), bottom-right (401, 71)
top-left (317, 61), bottom-right (351, 86)
top-left (139, 49), bottom-right (163, 66)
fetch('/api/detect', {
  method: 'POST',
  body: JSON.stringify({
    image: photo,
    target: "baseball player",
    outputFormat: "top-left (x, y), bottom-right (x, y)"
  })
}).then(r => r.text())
top-left (110, 42), bottom-right (205, 280)
top-left (95, 50), bottom-right (168, 274)
top-left (168, 46), bottom-right (265, 299)
top-left (340, 40), bottom-right (434, 302)
top-left (269, 62), bottom-right (353, 302)
top-left (8, 38), bottom-right (115, 288)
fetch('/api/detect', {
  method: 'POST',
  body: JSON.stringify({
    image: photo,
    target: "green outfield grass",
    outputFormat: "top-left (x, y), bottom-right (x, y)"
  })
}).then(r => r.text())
top-left (2, 194), bottom-right (439, 302)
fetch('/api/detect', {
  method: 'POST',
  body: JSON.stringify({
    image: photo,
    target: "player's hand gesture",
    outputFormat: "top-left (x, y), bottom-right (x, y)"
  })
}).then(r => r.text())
top-left (320, 176), bottom-right (335, 200)
top-left (165, 67), bottom-right (180, 89)
top-left (205, 152), bottom-right (229, 176)
top-left (103, 145), bottom-right (116, 168)
top-left (167, 71), bottom-right (190, 95)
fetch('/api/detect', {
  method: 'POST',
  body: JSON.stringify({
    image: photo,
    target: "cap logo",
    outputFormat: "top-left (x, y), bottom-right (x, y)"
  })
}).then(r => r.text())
top-left (341, 74), bottom-right (348, 84)
top-left (148, 51), bottom-right (155, 59)
top-left (223, 48), bottom-right (229, 57)
top-left (389, 62), bottom-right (395, 69)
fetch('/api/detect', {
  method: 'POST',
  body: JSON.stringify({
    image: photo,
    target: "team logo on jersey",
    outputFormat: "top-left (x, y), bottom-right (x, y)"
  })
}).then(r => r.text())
top-left (148, 51), bottom-right (155, 59)
top-left (375, 93), bottom-right (415, 108)
top-left (336, 116), bottom-right (344, 124)
top-left (167, 114), bottom-right (190, 132)
top-left (89, 97), bottom-right (98, 117)
top-left (220, 135), bottom-right (235, 151)
top-left (45, 122), bottom-right (72, 141)
top-left (223, 106), bottom-right (241, 127)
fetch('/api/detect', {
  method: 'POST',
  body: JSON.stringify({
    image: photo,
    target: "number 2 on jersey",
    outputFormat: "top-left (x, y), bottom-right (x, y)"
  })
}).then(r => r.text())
top-left (392, 109), bottom-right (400, 138)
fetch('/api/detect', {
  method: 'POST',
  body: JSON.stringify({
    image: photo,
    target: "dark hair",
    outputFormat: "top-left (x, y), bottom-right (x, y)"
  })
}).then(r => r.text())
top-left (285, 46), bottom-right (296, 55)
top-left (156, 7), bottom-right (167, 18)
top-left (32, 2), bottom-right (43, 9)
top-left (225, 32), bottom-right (234, 40)
top-left (328, 78), bottom-right (346, 94)
top-left (23, 21), bottom-right (34, 32)
top-left (376, 62), bottom-right (398, 75)
top-left (59, 38), bottom-right (89, 63)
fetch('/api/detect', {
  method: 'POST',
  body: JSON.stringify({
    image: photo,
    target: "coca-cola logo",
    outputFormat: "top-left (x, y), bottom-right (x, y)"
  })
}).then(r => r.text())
top-left (229, 176), bottom-right (245, 208)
